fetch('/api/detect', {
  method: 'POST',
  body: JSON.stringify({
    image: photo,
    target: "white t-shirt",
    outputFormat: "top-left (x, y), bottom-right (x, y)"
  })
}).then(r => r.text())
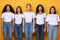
top-left (14, 14), bottom-right (23, 24)
top-left (36, 13), bottom-right (46, 25)
top-left (23, 12), bottom-right (35, 23)
top-left (45, 14), bottom-right (60, 25)
top-left (2, 12), bottom-right (14, 22)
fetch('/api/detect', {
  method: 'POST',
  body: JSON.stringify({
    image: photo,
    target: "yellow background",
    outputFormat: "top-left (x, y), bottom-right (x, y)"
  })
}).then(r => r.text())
top-left (0, 0), bottom-right (60, 40)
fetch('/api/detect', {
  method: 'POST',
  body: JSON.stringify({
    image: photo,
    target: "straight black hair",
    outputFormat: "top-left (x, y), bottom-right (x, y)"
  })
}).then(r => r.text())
top-left (49, 6), bottom-right (56, 14)
top-left (2, 4), bottom-right (15, 13)
top-left (36, 4), bottom-right (44, 14)
top-left (16, 6), bottom-right (23, 14)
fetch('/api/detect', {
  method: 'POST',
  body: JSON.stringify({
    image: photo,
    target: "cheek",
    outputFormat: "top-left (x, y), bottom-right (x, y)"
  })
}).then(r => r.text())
top-left (17, 9), bottom-right (20, 12)
top-left (6, 7), bottom-right (10, 10)
top-left (51, 10), bottom-right (55, 12)
top-left (27, 7), bottom-right (31, 10)
top-left (38, 8), bottom-right (42, 10)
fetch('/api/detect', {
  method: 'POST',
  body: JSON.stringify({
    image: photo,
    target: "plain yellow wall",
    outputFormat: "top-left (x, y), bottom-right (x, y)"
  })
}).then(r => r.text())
top-left (0, 0), bottom-right (60, 40)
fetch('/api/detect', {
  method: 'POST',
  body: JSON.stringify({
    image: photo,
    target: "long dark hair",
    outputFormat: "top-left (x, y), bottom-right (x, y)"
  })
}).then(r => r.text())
top-left (36, 4), bottom-right (44, 14)
top-left (2, 4), bottom-right (15, 13)
top-left (16, 6), bottom-right (23, 14)
top-left (49, 6), bottom-right (56, 14)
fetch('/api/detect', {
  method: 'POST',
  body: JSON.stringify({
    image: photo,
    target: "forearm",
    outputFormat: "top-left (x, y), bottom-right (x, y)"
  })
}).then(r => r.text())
top-left (23, 18), bottom-right (25, 28)
top-left (12, 19), bottom-right (14, 29)
top-left (33, 18), bottom-right (35, 29)
top-left (2, 19), bottom-right (4, 29)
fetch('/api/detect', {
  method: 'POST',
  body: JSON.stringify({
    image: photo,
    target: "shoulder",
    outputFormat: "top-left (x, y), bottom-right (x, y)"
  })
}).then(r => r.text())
top-left (54, 14), bottom-right (59, 17)
top-left (2, 12), bottom-right (7, 15)
top-left (10, 12), bottom-right (14, 15)
top-left (47, 14), bottom-right (51, 17)
top-left (43, 13), bottom-right (46, 15)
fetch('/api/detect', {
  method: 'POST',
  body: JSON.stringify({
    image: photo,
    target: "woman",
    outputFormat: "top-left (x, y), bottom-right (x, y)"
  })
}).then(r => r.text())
top-left (1, 4), bottom-right (15, 40)
top-left (35, 4), bottom-right (46, 40)
top-left (14, 6), bottom-right (23, 40)
top-left (45, 6), bottom-right (60, 40)
top-left (23, 4), bottom-right (35, 40)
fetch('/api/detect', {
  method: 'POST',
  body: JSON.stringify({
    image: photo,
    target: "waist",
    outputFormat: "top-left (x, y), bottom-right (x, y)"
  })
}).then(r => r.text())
top-left (36, 22), bottom-right (44, 25)
top-left (36, 24), bottom-right (44, 26)
top-left (15, 21), bottom-right (22, 24)
top-left (15, 23), bottom-right (22, 25)
top-left (4, 22), bottom-right (11, 25)
top-left (48, 23), bottom-right (58, 25)
top-left (4, 20), bottom-right (12, 22)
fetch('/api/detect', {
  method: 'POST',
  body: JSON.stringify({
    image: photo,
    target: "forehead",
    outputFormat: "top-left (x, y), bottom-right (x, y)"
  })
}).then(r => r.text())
top-left (6, 6), bottom-right (10, 7)
top-left (51, 8), bottom-right (55, 9)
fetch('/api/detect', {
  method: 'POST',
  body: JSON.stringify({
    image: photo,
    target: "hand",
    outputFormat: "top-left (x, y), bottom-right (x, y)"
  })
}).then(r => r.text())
top-left (23, 28), bottom-right (24, 33)
top-left (44, 28), bottom-right (46, 32)
top-left (1, 29), bottom-right (3, 32)
top-left (32, 28), bottom-right (35, 33)
top-left (12, 29), bottom-right (14, 33)
top-left (47, 29), bottom-right (48, 33)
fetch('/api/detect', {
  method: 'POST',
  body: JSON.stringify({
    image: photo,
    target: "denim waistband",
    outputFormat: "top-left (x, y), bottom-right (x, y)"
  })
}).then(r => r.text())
top-left (36, 24), bottom-right (44, 26)
top-left (4, 22), bottom-right (11, 24)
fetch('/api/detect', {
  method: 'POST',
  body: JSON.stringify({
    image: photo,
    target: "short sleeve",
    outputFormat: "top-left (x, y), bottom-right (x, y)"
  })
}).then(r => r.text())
top-left (44, 13), bottom-right (46, 18)
top-left (2, 13), bottom-right (4, 18)
top-left (22, 13), bottom-right (25, 18)
top-left (57, 15), bottom-right (60, 22)
top-left (12, 13), bottom-right (14, 19)
top-left (32, 13), bottom-right (36, 18)
top-left (45, 15), bottom-right (49, 22)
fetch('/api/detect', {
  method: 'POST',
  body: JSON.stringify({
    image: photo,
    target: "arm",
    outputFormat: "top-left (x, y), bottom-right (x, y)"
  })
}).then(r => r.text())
top-left (44, 18), bottom-right (46, 32)
top-left (22, 18), bottom-right (25, 33)
top-left (46, 22), bottom-right (49, 32)
top-left (2, 18), bottom-right (4, 32)
top-left (12, 19), bottom-right (14, 29)
top-left (32, 18), bottom-right (36, 33)
top-left (12, 19), bottom-right (14, 33)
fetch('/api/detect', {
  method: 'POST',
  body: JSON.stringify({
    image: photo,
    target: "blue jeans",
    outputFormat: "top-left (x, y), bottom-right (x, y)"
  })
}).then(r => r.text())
top-left (36, 24), bottom-right (45, 40)
top-left (3, 22), bottom-right (12, 40)
top-left (24, 22), bottom-right (33, 40)
top-left (14, 24), bottom-right (22, 40)
top-left (48, 25), bottom-right (58, 40)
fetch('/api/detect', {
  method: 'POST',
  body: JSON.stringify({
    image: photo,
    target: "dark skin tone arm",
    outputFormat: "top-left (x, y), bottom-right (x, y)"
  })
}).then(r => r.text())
top-left (46, 22), bottom-right (49, 32)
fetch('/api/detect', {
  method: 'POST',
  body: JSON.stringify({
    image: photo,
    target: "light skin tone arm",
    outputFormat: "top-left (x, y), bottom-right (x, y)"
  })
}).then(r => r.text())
top-left (32, 18), bottom-right (36, 33)
top-left (2, 18), bottom-right (4, 32)
top-left (12, 19), bottom-right (14, 32)
top-left (22, 18), bottom-right (25, 33)
top-left (44, 18), bottom-right (46, 32)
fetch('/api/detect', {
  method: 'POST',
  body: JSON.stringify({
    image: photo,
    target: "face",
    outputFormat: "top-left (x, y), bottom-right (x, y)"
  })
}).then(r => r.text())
top-left (38, 6), bottom-right (42, 11)
top-left (6, 6), bottom-right (10, 11)
top-left (26, 5), bottom-right (31, 11)
top-left (51, 8), bottom-right (55, 14)
top-left (17, 7), bottom-right (21, 13)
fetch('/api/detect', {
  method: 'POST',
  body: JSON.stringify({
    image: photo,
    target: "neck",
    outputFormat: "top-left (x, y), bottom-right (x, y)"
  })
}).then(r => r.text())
top-left (18, 12), bottom-right (20, 14)
top-left (51, 12), bottom-right (54, 14)
top-left (39, 11), bottom-right (42, 14)
top-left (7, 11), bottom-right (10, 12)
top-left (27, 10), bottom-right (31, 12)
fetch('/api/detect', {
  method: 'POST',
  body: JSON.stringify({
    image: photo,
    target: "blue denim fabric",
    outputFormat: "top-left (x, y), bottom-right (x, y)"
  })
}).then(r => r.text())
top-left (24, 22), bottom-right (33, 40)
top-left (48, 25), bottom-right (58, 40)
top-left (36, 24), bottom-right (45, 40)
top-left (14, 24), bottom-right (22, 40)
top-left (3, 22), bottom-right (12, 40)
